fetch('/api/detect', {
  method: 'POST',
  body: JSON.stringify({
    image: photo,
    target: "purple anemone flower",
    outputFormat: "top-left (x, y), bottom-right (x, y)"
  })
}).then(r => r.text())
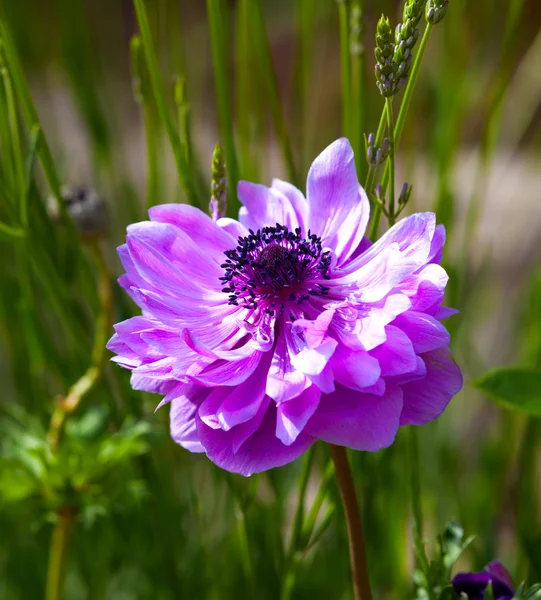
top-left (107, 138), bottom-right (462, 476)
top-left (452, 561), bottom-right (515, 599)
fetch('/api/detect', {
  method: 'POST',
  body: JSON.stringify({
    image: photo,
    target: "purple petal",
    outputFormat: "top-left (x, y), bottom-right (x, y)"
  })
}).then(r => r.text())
top-left (306, 138), bottom-right (369, 264)
top-left (169, 383), bottom-right (206, 452)
top-left (393, 311), bottom-right (450, 353)
top-left (330, 345), bottom-right (381, 391)
top-left (271, 178), bottom-right (309, 231)
top-left (485, 562), bottom-right (515, 592)
top-left (196, 401), bottom-right (315, 476)
top-left (305, 384), bottom-right (403, 451)
top-left (400, 347), bottom-right (463, 426)
top-left (369, 325), bottom-right (418, 377)
top-left (276, 385), bottom-right (321, 445)
top-left (238, 181), bottom-right (300, 231)
top-left (148, 203), bottom-right (237, 257)
top-left (290, 337), bottom-right (338, 376)
top-left (216, 217), bottom-right (249, 240)
top-left (266, 329), bottom-right (309, 402)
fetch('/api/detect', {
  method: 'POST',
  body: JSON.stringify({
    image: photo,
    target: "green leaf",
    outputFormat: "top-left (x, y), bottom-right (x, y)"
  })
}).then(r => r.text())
top-left (474, 368), bottom-right (541, 416)
top-left (483, 581), bottom-right (494, 600)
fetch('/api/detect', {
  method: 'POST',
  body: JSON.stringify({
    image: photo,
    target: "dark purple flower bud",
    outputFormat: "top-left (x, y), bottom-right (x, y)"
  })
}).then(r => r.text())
top-left (452, 561), bottom-right (515, 600)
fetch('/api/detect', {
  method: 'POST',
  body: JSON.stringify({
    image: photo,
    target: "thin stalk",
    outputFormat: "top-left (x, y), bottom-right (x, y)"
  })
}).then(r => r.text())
top-left (293, 0), bottom-right (317, 173)
top-left (300, 460), bottom-right (335, 546)
top-left (280, 446), bottom-right (315, 599)
top-left (48, 241), bottom-right (113, 449)
top-left (252, 0), bottom-right (299, 186)
top-left (369, 23), bottom-right (434, 240)
top-left (408, 427), bottom-right (424, 542)
top-left (0, 64), bottom-right (26, 227)
top-left (338, 0), bottom-right (352, 140)
top-left (385, 97), bottom-right (396, 226)
top-left (45, 506), bottom-right (77, 600)
top-left (350, 0), bottom-right (365, 178)
top-left (132, 0), bottom-right (197, 205)
top-left (143, 103), bottom-right (159, 210)
top-left (380, 23), bottom-right (433, 192)
top-left (0, 22), bottom-right (64, 212)
top-left (206, 0), bottom-right (239, 210)
top-left (364, 110), bottom-right (386, 199)
top-left (329, 445), bottom-right (372, 600)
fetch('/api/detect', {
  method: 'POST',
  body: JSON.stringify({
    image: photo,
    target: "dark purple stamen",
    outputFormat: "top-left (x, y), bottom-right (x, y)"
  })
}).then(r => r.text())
top-left (219, 224), bottom-right (331, 315)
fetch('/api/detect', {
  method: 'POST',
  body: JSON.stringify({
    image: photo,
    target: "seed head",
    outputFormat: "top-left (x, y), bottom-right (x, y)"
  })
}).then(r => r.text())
top-left (210, 143), bottom-right (227, 221)
top-left (374, 14), bottom-right (398, 97)
top-left (426, 0), bottom-right (449, 24)
top-left (48, 185), bottom-right (108, 239)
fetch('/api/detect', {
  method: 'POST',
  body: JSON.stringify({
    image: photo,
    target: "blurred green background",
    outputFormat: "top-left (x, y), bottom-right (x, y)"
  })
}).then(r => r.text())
top-left (0, 0), bottom-right (540, 598)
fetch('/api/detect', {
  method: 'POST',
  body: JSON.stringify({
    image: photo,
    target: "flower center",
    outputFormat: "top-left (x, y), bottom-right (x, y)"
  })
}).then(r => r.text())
top-left (219, 224), bottom-right (331, 316)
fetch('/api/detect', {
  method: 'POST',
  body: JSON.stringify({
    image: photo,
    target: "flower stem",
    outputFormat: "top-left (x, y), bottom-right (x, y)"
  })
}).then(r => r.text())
top-left (45, 506), bottom-right (77, 600)
top-left (329, 445), bottom-right (372, 600)
top-left (385, 97), bottom-right (395, 226)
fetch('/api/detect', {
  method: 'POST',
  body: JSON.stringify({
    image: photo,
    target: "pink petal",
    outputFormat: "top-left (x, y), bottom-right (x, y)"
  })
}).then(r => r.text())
top-left (271, 178), bottom-right (309, 231)
top-left (276, 386), bottom-right (321, 445)
top-left (399, 347), bottom-right (463, 426)
top-left (305, 384), bottom-right (403, 451)
top-left (196, 401), bottom-right (315, 476)
top-left (393, 311), bottom-right (450, 353)
top-left (237, 181), bottom-right (300, 231)
top-left (306, 138), bottom-right (369, 264)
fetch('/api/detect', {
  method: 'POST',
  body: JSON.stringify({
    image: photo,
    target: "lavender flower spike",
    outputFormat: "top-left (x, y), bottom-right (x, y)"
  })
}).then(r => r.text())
top-left (452, 561), bottom-right (515, 599)
top-left (108, 138), bottom-right (462, 476)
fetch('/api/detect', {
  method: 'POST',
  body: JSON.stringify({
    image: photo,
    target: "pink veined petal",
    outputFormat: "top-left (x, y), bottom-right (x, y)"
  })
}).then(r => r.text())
top-left (393, 311), bottom-right (451, 354)
top-left (399, 347), bottom-right (463, 426)
top-left (238, 181), bottom-right (300, 231)
top-left (306, 138), bottom-right (369, 264)
top-left (291, 309), bottom-right (335, 349)
top-left (330, 345), bottom-right (381, 391)
top-left (271, 178), bottom-right (309, 232)
top-left (305, 384), bottom-right (403, 451)
top-left (276, 386), bottom-right (321, 445)
top-left (266, 328), bottom-right (309, 402)
top-left (184, 352), bottom-right (263, 387)
top-left (169, 383), bottom-right (207, 452)
top-left (131, 374), bottom-right (174, 394)
top-left (307, 364), bottom-right (336, 394)
top-left (290, 337), bottom-right (338, 376)
top-left (333, 243), bottom-right (419, 304)
top-left (148, 203), bottom-right (237, 259)
top-left (428, 224), bottom-right (445, 264)
top-left (369, 325), bottom-right (418, 377)
top-left (196, 400), bottom-right (315, 476)
top-left (216, 217), bottom-right (249, 240)
top-left (131, 356), bottom-right (178, 380)
top-left (126, 222), bottom-right (223, 294)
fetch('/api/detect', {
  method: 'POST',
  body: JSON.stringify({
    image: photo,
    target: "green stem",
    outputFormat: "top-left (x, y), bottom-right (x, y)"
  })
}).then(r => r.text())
top-left (338, 0), bottom-right (352, 139)
top-left (143, 103), bottom-right (159, 210)
top-left (408, 427), bottom-right (424, 541)
top-left (252, 0), bottom-right (299, 187)
top-left (0, 21), bottom-right (67, 222)
top-left (280, 446), bottom-right (315, 599)
top-left (45, 506), bottom-right (77, 600)
top-left (385, 97), bottom-right (395, 226)
top-left (132, 0), bottom-right (197, 205)
top-left (350, 0), bottom-right (365, 179)
top-left (1, 64), bottom-right (26, 227)
top-left (329, 445), bottom-right (372, 600)
top-left (206, 0), bottom-right (239, 211)
top-left (380, 23), bottom-right (433, 193)
top-left (364, 110), bottom-right (386, 200)
top-left (369, 23), bottom-right (433, 239)
top-left (48, 241), bottom-right (113, 449)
